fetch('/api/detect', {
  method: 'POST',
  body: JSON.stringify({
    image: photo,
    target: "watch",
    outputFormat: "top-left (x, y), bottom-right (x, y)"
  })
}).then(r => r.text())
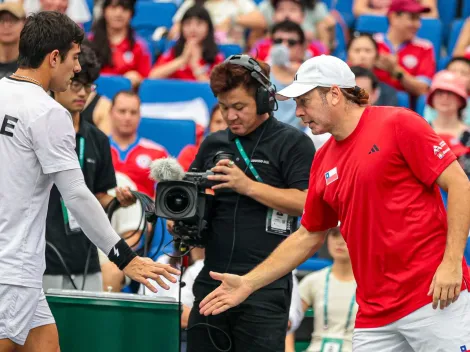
top-left (394, 70), bottom-right (404, 81)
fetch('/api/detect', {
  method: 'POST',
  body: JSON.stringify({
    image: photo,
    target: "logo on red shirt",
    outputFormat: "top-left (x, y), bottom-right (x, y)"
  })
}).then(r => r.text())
top-left (136, 154), bottom-right (152, 169)
top-left (433, 141), bottom-right (450, 159)
top-left (325, 167), bottom-right (339, 185)
top-left (460, 345), bottom-right (469, 352)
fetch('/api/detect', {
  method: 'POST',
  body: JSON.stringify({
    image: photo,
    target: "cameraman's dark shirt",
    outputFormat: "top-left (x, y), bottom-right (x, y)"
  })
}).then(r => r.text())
top-left (45, 118), bottom-right (117, 275)
top-left (190, 116), bottom-right (315, 289)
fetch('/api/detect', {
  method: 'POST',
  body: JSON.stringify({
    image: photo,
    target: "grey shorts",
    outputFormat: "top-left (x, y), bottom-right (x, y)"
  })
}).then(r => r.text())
top-left (0, 284), bottom-right (55, 345)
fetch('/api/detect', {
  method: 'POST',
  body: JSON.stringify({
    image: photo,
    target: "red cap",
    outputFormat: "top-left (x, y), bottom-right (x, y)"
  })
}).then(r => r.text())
top-left (388, 0), bottom-right (431, 14)
top-left (438, 134), bottom-right (470, 157)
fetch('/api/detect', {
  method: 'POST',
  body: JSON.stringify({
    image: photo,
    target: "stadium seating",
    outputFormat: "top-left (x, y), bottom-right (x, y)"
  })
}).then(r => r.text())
top-left (332, 0), bottom-right (355, 28)
top-left (139, 79), bottom-right (217, 126)
top-left (138, 118), bottom-right (196, 157)
top-left (438, 56), bottom-right (451, 71)
top-left (464, 0), bottom-right (470, 18)
top-left (218, 44), bottom-right (243, 58)
top-left (447, 19), bottom-right (465, 56)
top-left (396, 91), bottom-right (410, 108)
top-left (332, 22), bottom-right (347, 60)
top-left (355, 15), bottom-right (388, 34)
top-left (437, 0), bottom-right (458, 40)
top-left (415, 94), bottom-right (427, 116)
top-left (95, 75), bottom-right (132, 100)
top-left (131, 2), bottom-right (177, 39)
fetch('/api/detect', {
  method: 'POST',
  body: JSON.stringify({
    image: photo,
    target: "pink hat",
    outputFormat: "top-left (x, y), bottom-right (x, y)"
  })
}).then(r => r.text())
top-left (427, 70), bottom-right (468, 110)
top-left (388, 0), bottom-right (431, 15)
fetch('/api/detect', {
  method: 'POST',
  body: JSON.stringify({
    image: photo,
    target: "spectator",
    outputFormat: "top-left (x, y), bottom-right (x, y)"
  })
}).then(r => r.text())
top-left (23, 0), bottom-right (92, 25)
top-left (169, 0), bottom-right (266, 46)
top-left (258, 0), bottom-right (335, 50)
top-left (149, 6), bottom-right (224, 82)
top-left (268, 21), bottom-right (307, 129)
top-left (43, 43), bottom-right (136, 292)
top-left (251, 1), bottom-right (327, 63)
top-left (453, 18), bottom-right (470, 60)
top-left (177, 104), bottom-right (228, 172)
top-left (90, 0), bottom-right (152, 88)
top-left (427, 70), bottom-right (470, 177)
top-left (353, 0), bottom-right (438, 17)
top-left (101, 90), bottom-right (169, 291)
top-left (347, 33), bottom-right (399, 106)
top-left (0, 3), bottom-right (24, 80)
top-left (351, 66), bottom-right (398, 107)
top-left (81, 88), bottom-right (113, 135)
top-left (424, 57), bottom-right (470, 125)
top-left (373, 0), bottom-right (435, 97)
top-left (299, 225), bottom-right (357, 352)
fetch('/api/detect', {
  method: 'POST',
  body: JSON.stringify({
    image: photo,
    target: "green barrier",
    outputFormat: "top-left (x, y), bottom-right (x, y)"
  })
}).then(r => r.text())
top-left (295, 308), bottom-right (314, 352)
top-left (46, 290), bottom-right (180, 352)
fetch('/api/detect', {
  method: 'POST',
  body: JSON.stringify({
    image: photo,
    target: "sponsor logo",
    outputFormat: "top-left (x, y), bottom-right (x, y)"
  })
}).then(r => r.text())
top-left (136, 154), bottom-right (152, 169)
top-left (434, 141), bottom-right (450, 159)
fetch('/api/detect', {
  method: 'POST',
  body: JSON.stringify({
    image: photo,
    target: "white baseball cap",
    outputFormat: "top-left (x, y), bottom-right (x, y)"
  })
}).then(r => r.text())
top-left (276, 55), bottom-right (356, 101)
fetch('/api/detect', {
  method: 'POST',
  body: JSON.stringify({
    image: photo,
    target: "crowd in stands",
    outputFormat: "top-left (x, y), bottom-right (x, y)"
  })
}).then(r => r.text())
top-left (1, 0), bottom-right (470, 350)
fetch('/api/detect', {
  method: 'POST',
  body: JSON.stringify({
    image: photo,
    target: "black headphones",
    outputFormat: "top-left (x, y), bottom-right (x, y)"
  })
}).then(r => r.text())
top-left (224, 54), bottom-right (278, 115)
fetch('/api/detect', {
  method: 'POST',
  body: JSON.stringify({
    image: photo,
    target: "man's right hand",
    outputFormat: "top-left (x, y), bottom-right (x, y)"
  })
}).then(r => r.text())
top-left (123, 256), bottom-right (181, 293)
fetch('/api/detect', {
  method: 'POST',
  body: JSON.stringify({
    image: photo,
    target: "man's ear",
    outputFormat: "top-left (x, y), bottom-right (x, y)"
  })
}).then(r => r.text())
top-left (49, 50), bottom-right (61, 68)
top-left (330, 85), bottom-right (341, 106)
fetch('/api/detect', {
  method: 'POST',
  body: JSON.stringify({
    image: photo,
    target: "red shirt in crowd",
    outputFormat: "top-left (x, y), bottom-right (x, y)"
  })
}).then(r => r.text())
top-left (153, 47), bottom-right (224, 81)
top-left (301, 106), bottom-right (470, 328)
top-left (373, 33), bottom-right (436, 91)
top-left (110, 136), bottom-right (168, 198)
top-left (250, 38), bottom-right (327, 62)
top-left (177, 144), bottom-right (199, 172)
top-left (92, 35), bottom-right (152, 78)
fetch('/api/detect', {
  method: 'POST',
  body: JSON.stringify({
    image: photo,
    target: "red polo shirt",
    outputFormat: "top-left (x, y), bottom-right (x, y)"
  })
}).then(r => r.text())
top-left (301, 106), bottom-right (470, 328)
top-left (373, 33), bottom-right (436, 91)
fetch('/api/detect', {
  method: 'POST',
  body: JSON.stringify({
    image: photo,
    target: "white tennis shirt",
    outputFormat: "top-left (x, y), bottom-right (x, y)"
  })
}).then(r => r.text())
top-left (0, 77), bottom-right (80, 288)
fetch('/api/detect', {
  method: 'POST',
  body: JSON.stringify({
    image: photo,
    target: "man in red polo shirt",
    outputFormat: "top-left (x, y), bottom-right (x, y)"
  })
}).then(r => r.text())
top-left (373, 0), bottom-right (436, 97)
top-left (198, 55), bottom-right (470, 351)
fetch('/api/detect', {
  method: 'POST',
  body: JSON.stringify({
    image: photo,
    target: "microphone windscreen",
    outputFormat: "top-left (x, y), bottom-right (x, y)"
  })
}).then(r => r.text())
top-left (150, 157), bottom-right (185, 182)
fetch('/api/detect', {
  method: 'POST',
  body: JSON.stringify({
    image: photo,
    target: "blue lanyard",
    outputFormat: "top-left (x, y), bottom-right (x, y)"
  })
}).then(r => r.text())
top-left (323, 266), bottom-right (356, 332)
top-left (235, 138), bottom-right (263, 183)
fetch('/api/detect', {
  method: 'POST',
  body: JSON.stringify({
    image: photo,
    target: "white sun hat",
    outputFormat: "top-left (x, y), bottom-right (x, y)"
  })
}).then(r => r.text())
top-left (276, 55), bottom-right (356, 101)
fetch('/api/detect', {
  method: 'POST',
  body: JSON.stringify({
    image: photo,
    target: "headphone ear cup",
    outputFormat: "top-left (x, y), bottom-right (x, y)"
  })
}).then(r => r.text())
top-left (256, 86), bottom-right (270, 115)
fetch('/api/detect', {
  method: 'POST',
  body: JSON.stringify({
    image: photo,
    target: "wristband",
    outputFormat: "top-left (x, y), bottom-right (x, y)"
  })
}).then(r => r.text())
top-left (108, 238), bottom-right (137, 270)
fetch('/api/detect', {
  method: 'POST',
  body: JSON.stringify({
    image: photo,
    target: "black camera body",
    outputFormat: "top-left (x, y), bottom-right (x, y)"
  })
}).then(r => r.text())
top-left (154, 151), bottom-right (233, 247)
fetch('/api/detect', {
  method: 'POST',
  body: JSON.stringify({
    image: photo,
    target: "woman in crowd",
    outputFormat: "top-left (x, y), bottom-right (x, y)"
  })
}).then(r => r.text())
top-left (298, 224), bottom-right (357, 352)
top-left (353, 0), bottom-right (437, 17)
top-left (177, 104), bottom-right (227, 171)
top-left (90, 0), bottom-right (152, 88)
top-left (427, 70), bottom-right (470, 177)
top-left (149, 5), bottom-right (224, 82)
top-left (346, 33), bottom-right (398, 106)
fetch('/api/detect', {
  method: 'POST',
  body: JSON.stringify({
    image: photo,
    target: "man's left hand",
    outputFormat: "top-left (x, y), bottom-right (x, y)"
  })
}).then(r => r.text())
top-left (115, 186), bottom-right (137, 207)
top-left (427, 259), bottom-right (463, 309)
top-left (207, 159), bottom-right (254, 195)
top-left (376, 54), bottom-right (398, 74)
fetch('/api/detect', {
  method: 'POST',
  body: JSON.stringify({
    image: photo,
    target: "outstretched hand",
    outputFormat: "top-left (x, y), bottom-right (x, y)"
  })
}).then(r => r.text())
top-left (199, 271), bottom-right (254, 316)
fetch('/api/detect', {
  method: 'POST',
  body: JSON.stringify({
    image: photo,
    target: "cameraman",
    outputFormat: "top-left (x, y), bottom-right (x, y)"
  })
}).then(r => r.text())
top-left (184, 55), bottom-right (315, 352)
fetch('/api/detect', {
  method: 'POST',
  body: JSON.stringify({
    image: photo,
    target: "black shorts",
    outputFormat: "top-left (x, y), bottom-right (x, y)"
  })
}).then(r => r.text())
top-left (186, 279), bottom-right (292, 352)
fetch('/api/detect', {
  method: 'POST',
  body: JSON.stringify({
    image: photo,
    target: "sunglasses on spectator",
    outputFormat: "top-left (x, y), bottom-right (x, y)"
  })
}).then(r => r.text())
top-left (70, 80), bottom-right (97, 93)
top-left (273, 38), bottom-right (301, 47)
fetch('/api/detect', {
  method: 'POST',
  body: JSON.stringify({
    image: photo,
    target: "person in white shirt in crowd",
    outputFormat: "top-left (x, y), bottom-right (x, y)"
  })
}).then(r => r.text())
top-left (0, 12), bottom-right (178, 352)
top-left (22, 0), bottom-right (92, 26)
top-left (298, 224), bottom-right (357, 352)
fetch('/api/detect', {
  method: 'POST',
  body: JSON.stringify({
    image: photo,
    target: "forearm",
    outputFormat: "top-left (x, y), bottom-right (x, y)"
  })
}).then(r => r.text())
top-left (234, 12), bottom-right (267, 30)
top-left (52, 169), bottom-right (121, 256)
top-left (148, 57), bottom-right (186, 79)
top-left (245, 182), bottom-right (306, 216)
top-left (443, 180), bottom-right (470, 264)
top-left (95, 192), bottom-right (114, 209)
top-left (244, 226), bottom-right (325, 291)
top-left (399, 72), bottom-right (429, 96)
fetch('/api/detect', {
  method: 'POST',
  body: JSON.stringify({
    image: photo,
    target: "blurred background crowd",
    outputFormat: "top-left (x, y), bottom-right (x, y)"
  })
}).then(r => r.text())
top-left (0, 0), bottom-right (469, 350)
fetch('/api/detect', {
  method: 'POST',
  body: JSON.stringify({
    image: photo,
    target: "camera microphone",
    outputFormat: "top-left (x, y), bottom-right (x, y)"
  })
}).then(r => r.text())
top-left (150, 157), bottom-right (186, 182)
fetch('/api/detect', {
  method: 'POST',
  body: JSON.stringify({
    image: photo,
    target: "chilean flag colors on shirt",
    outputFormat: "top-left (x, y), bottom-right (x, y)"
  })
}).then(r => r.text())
top-left (325, 167), bottom-right (338, 185)
top-left (461, 346), bottom-right (470, 352)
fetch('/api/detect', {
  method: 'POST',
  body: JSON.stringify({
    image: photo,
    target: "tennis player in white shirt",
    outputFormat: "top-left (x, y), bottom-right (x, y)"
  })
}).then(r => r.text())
top-left (0, 11), bottom-right (179, 352)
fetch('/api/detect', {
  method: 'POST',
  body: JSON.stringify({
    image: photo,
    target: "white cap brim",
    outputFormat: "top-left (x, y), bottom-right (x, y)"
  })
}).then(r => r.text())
top-left (275, 82), bottom-right (318, 101)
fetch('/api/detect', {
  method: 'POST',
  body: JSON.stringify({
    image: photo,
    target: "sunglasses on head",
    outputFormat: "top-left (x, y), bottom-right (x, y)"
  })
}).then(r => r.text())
top-left (273, 38), bottom-right (301, 47)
